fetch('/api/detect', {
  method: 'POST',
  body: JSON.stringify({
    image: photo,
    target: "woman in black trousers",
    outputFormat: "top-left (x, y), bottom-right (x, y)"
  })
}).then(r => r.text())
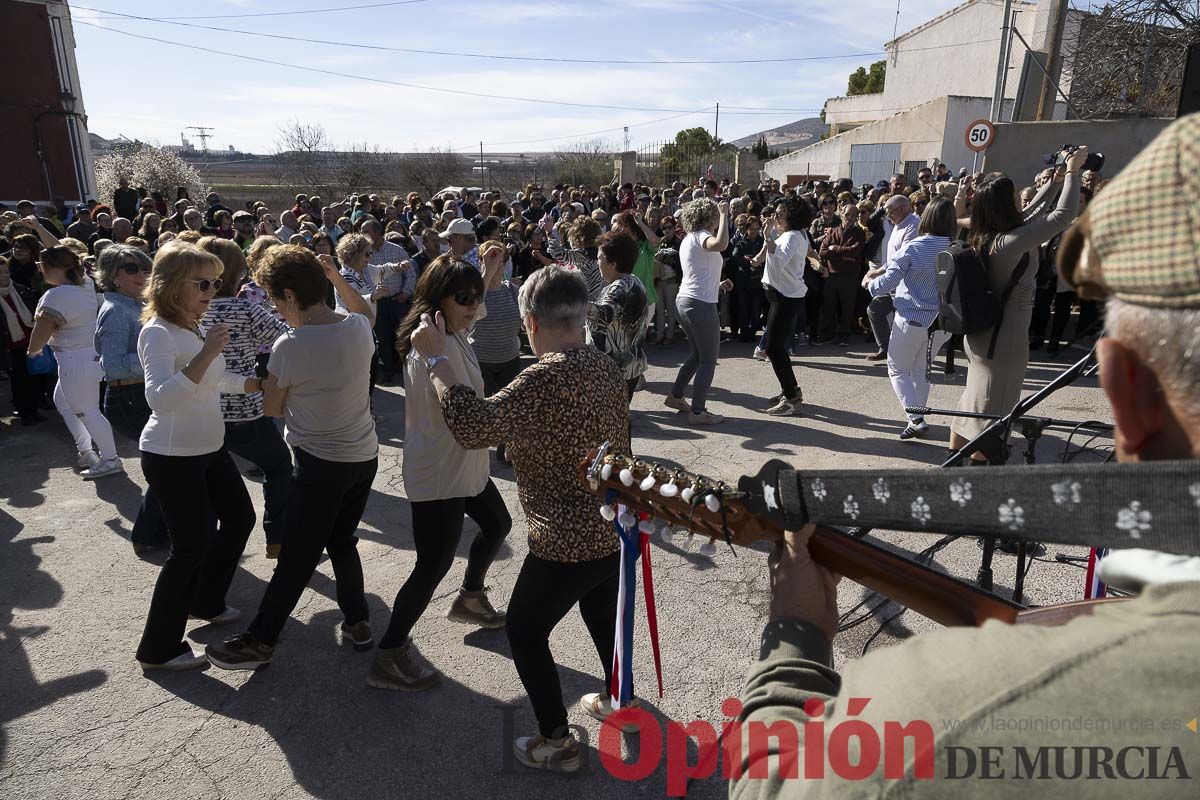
top-left (135, 242), bottom-right (261, 670)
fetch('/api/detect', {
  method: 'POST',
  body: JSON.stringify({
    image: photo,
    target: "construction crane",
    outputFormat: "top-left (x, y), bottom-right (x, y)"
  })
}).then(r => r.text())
top-left (186, 126), bottom-right (214, 154)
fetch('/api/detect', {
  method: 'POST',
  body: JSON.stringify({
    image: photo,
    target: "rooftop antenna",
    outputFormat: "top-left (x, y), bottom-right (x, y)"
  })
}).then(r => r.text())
top-left (186, 126), bottom-right (214, 154)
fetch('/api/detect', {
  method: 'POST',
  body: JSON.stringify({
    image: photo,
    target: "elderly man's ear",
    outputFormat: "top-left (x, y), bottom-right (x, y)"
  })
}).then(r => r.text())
top-left (1097, 337), bottom-right (1183, 461)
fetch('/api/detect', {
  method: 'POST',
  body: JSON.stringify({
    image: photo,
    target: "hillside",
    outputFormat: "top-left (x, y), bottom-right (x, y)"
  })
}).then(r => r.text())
top-left (731, 117), bottom-right (826, 152)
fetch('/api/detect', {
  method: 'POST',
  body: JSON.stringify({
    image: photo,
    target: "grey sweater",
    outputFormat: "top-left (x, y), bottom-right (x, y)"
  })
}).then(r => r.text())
top-left (732, 581), bottom-right (1200, 798)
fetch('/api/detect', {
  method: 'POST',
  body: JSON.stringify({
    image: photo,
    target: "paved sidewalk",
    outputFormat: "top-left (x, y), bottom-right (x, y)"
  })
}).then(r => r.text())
top-left (0, 338), bottom-right (1110, 799)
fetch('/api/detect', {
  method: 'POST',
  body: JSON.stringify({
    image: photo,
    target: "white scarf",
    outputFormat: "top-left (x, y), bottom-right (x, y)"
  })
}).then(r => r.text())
top-left (0, 285), bottom-right (34, 343)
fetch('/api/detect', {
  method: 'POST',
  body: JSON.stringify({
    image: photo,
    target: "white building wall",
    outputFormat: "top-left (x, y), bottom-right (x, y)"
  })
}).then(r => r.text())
top-left (825, 0), bottom-right (1043, 128)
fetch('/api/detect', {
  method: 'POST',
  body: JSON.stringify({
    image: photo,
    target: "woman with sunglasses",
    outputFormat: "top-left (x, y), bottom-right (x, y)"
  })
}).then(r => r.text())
top-left (95, 245), bottom-right (169, 552)
top-left (199, 236), bottom-right (292, 559)
top-left (369, 246), bottom-right (512, 690)
top-left (134, 241), bottom-right (262, 670)
top-left (25, 245), bottom-right (122, 479)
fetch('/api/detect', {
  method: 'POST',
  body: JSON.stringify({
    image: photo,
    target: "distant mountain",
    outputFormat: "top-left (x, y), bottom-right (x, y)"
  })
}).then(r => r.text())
top-left (731, 117), bottom-right (826, 152)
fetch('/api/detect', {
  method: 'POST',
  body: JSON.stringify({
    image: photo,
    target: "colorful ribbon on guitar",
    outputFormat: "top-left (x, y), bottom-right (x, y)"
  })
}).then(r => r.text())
top-left (607, 489), bottom-right (664, 709)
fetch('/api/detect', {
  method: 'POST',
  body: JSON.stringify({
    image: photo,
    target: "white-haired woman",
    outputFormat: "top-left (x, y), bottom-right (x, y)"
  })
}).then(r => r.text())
top-left (665, 197), bottom-right (731, 425)
top-left (410, 264), bottom-right (630, 774)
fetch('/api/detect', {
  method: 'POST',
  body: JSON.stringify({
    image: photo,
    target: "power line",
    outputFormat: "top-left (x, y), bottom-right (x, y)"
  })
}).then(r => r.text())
top-left (71, 5), bottom-right (885, 66)
top-left (75, 0), bottom-right (432, 21)
top-left (73, 21), bottom-right (713, 115)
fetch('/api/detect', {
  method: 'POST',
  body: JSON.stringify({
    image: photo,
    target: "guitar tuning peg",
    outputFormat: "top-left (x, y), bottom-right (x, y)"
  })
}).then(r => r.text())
top-left (704, 493), bottom-right (721, 513)
top-left (599, 503), bottom-right (616, 522)
top-left (639, 474), bottom-right (656, 491)
top-left (699, 538), bottom-right (718, 557)
top-left (685, 531), bottom-right (695, 546)
top-left (638, 518), bottom-right (655, 535)
top-left (619, 467), bottom-right (635, 487)
top-left (660, 479), bottom-right (679, 498)
top-left (681, 486), bottom-right (695, 503)
top-left (600, 463), bottom-right (613, 481)
top-left (618, 511), bottom-right (638, 529)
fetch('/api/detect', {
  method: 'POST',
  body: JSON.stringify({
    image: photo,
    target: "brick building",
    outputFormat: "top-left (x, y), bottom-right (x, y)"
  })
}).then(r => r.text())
top-left (0, 0), bottom-right (95, 208)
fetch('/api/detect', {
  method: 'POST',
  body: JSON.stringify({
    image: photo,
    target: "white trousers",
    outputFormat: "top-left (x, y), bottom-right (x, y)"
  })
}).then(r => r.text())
top-left (886, 318), bottom-right (950, 423)
top-left (52, 348), bottom-right (117, 460)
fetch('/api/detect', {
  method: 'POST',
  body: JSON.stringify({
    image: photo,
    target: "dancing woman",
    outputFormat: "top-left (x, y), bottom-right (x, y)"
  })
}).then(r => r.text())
top-left (369, 243), bottom-right (512, 691)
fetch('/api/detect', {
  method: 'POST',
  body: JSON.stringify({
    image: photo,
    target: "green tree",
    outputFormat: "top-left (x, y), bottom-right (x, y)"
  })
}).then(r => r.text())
top-left (847, 59), bottom-right (886, 96)
top-left (659, 127), bottom-right (736, 183)
top-left (751, 136), bottom-right (771, 160)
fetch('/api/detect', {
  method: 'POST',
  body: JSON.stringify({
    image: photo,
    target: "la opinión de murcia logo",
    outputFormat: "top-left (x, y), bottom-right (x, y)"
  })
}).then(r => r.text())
top-left (499, 699), bottom-right (1194, 794)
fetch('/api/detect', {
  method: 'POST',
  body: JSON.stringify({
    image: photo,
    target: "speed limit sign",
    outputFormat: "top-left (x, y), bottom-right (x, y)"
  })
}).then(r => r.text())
top-left (965, 119), bottom-right (995, 153)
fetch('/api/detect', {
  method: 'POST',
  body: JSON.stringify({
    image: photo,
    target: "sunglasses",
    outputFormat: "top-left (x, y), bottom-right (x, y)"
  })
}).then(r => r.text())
top-left (121, 262), bottom-right (152, 275)
top-left (453, 290), bottom-right (482, 307)
top-left (186, 278), bottom-right (223, 293)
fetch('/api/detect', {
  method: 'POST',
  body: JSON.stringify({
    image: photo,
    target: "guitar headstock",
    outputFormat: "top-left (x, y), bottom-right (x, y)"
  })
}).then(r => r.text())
top-left (578, 443), bottom-right (786, 552)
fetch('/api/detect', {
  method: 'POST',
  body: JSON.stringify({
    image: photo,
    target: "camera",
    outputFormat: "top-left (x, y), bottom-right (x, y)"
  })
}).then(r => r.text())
top-left (1044, 144), bottom-right (1105, 173)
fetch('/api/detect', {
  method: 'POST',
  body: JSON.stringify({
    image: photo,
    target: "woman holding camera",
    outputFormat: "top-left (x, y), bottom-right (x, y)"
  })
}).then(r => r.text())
top-left (948, 146), bottom-right (1088, 460)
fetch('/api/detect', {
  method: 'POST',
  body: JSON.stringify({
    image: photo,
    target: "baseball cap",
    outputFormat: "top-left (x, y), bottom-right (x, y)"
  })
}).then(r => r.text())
top-left (1059, 114), bottom-right (1200, 308)
top-left (439, 218), bottom-right (475, 238)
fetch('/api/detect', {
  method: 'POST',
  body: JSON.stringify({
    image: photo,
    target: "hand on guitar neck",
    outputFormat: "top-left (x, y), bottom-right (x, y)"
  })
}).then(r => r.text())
top-left (579, 444), bottom-right (1119, 629)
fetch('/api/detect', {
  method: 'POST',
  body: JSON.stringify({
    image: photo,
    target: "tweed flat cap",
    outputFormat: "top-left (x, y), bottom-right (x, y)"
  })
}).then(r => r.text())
top-left (1059, 113), bottom-right (1200, 308)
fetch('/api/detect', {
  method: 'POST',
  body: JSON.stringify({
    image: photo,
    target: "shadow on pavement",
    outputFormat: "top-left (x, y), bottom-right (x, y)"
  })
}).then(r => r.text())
top-left (0, 509), bottom-right (107, 762)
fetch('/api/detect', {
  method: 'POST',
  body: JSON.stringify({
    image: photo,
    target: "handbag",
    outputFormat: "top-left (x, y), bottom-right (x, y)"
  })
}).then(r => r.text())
top-left (26, 345), bottom-right (57, 376)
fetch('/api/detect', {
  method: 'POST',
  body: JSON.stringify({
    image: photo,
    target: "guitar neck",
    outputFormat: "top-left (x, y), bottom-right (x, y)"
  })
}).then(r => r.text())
top-left (809, 525), bottom-right (1022, 626)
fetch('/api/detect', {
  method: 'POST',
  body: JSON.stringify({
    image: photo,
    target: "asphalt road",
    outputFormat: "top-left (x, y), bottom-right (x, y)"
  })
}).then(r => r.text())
top-left (0, 335), bottom-right (1112, 799)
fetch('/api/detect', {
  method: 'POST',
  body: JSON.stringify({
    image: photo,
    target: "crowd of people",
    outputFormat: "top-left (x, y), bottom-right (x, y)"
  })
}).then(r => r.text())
top-left (0, 137), bottom-right (1109, 773)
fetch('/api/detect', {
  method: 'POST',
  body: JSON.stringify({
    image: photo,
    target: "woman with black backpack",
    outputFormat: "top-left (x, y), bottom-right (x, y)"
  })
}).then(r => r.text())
top-left (947, 146), bottom-right (1089, 461)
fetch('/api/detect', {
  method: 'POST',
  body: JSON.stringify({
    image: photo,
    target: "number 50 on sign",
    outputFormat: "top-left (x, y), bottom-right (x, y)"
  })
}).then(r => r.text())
top-left (965, 119), bottom-right (995, 153)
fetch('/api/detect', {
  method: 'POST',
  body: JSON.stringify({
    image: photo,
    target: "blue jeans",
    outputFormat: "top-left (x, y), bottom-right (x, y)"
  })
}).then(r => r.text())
top-left (224, 417), bottom-right (293, 546)
top-left (672, 295), bottom-right (721, 414)
top-left (104, 383), bottom-right (168, 547)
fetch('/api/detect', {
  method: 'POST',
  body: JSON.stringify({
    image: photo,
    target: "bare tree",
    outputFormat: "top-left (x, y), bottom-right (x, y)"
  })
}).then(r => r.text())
top-left (272, 119), bottom-right (333, 193)
top-left (1063, 1), bottom-right (1198, 119)
top-left (549, 139), bottom-right (615, 188)
top-left (398, 146), bottom-right (466, 197)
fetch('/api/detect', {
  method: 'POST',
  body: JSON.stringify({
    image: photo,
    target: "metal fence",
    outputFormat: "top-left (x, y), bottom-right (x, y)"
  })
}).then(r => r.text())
top-left (634, 141), bottom-right (736, 187)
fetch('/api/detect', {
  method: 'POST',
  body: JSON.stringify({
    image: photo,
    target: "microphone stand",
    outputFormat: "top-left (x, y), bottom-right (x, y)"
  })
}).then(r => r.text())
top-left (911, 347), bottom-right (1104, 602)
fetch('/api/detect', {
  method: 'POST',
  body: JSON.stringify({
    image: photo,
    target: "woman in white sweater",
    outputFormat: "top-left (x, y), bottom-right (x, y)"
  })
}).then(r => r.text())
top-left (134, 241), bottom-right (263, 671)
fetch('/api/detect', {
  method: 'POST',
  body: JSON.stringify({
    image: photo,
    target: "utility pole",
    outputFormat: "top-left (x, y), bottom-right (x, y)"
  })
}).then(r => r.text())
top-left (989, 0), bottom-right (1014, 123)
top-left (480, 141), bottom-right (485, 191)
top-left (892, 0), bottom-right (901, 42)
top-left (623, 126), bottom-right (629, 151)
top-left (1035, 0), bottom-right (1069, 120)
top-left (714, 103), bottom-right (720, 143)
top-left (186, 126), bottom-right (214, 154)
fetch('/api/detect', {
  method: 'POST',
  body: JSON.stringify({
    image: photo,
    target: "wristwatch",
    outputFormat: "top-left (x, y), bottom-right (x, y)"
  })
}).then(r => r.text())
top-left (424, 354), bottom-right (449, 372)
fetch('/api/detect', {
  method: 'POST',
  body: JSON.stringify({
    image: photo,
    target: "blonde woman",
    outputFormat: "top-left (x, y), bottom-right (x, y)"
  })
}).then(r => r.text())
top-left (665, 197), bottom-right (731, 425)
top-left (24, 245), bottom-right (122, 478)
top-left (134, 241), bottom-right (261, 670)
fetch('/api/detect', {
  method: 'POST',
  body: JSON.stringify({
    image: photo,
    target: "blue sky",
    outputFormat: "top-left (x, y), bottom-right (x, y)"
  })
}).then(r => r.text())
top-left (71, 0), bottom-right (966, 154)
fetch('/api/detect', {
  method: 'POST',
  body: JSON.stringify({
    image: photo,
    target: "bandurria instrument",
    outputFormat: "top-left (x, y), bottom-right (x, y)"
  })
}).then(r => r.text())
top-left (581, 445), bottom-right (1200, 628)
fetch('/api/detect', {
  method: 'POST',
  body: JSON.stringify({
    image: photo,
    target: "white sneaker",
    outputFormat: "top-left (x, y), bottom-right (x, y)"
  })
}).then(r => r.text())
top-left (190, 606), bottom-right (241, 625)
top-left (580, 692), bottom-right (643, 733)
top-left (82, 457), bottom-right (124, 481)
top-left (513, 731), bottom-right (582, 774)
top-left (753, 348), bottom-right (768, 361)
top-left (77, 449), bottom-right (100, 470)
top-left (138, 645), bottom-right (208, 671)
top-left (688, 410), bottom-right (725, 425)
